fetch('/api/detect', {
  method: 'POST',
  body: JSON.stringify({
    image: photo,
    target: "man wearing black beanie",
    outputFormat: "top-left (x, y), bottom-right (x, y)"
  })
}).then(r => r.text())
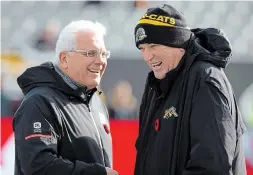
top-left (134, 4), bottom-right (247, 175)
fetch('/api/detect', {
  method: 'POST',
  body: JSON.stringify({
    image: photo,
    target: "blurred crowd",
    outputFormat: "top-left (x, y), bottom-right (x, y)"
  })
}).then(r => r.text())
top-left (1, 0), bottom-right (149, 120)
top-left (1, 1), bottom-right (253, 121)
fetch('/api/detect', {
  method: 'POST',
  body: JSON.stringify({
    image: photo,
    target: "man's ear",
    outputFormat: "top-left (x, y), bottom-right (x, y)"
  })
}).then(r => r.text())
top-left (59, 51), bottom-right (68, 69)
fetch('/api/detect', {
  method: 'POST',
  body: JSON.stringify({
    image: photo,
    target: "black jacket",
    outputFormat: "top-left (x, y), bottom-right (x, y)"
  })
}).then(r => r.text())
top-left (13, 62), bottom-right (112, 175)
top-left (134, 28), bottom-right (247, 175)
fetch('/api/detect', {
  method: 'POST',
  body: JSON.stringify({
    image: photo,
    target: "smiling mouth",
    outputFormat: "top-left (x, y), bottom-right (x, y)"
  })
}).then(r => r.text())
top-left (88, 69), bottom-right (100, 73)
top-left (152, 61), bottom-right (162, 68)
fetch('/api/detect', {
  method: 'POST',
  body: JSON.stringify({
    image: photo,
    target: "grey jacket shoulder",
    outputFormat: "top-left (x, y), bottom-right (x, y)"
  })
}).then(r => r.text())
top-left (24, 86), bottom-right (62, 100)
top-left (18, 86), bottom-right (65, 126)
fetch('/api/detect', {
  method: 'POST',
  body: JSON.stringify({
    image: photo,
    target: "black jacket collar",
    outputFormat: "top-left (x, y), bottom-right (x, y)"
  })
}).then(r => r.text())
top-left (17, 61), bottom-right (97, 104)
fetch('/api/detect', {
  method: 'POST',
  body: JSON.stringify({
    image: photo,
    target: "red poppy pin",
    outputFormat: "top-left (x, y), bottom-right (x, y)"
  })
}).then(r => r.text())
top-left (155, 119), bottom-right (159, 131)
top-left (103, 124), bottom-right (110, 134)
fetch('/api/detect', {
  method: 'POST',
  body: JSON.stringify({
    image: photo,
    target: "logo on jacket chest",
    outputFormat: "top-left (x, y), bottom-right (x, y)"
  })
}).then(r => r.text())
top-left (163, 106), bottom-right (178, 119)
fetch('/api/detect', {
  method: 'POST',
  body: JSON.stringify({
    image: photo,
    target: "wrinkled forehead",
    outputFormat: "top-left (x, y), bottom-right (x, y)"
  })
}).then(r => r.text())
top-left (139, 43), bottom-right (162, 49)
top-left (139, 43), bottom-right (153, 47)
top-left (75, 31), bottom-right (106, 50)
top-left (139, 43), bottom-right (178, 51)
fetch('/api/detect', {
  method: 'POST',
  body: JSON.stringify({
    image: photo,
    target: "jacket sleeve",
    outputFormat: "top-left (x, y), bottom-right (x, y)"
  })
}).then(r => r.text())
top-left (13, 95), bottom-right (106, 175)
top-left (182, 81), bottom-right (246, 175)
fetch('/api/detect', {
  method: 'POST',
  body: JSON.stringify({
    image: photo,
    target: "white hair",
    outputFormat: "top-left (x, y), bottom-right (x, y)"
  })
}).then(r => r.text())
top-left (55, 20), bottom-right (107, 63)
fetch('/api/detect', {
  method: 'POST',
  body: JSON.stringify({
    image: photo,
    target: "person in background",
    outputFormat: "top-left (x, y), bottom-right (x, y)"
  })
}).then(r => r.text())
top-left (1, 72), bottom-right (12, 116)
top-left (33, 20), bottom-right (60, 52)
top-left (108, 80), bottom-right (138, 120)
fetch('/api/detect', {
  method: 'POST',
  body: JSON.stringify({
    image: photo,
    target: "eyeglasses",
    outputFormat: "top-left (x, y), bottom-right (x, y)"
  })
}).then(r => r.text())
top-left (69, 49), bottom-right (110, 59)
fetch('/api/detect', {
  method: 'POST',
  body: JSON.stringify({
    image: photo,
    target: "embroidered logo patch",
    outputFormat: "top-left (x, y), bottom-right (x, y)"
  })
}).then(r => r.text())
top-left (163, 107), bottom-right (178, 119)
top-left (135, 27), bottom-right (147, 42)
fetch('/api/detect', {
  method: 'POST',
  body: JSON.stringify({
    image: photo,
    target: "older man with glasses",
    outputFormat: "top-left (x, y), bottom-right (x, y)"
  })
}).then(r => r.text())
top-left (13, 20), bottom-right (118, 175)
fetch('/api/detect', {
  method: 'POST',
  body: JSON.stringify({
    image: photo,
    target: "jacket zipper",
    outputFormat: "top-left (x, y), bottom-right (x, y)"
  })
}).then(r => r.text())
top-left (142, 91), bottom-right (164, 174)
top-left (86, 104), bottom-right (105, 166)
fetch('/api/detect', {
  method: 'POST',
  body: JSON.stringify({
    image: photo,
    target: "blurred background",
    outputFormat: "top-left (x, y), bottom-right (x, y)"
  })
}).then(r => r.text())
top-left (1, 1), bottom-right (253, 174)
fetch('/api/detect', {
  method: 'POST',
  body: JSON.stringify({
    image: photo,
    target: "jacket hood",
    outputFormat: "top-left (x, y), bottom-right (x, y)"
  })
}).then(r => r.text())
top-left (17, 61), bottom-right (93, 99)
top-left (190, 28), bottom-right (232, 68)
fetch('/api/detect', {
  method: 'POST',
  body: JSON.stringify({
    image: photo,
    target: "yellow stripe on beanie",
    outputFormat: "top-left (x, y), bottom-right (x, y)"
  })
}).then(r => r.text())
top-left (138, 19), bottom-right (175, 27)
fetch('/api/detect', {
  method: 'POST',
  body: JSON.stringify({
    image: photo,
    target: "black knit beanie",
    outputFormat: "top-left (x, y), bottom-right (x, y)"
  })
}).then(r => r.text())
top-left (135, 4), bottom-right (192, 49)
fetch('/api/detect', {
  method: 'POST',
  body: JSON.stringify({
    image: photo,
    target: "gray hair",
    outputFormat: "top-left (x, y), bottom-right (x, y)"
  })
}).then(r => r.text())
top-left (55, 20), bottom-right (107, 63)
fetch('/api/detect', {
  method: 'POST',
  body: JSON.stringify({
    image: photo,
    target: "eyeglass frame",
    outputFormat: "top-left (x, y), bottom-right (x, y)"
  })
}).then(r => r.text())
top-left (68, 49), bottom-right (111, 59)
